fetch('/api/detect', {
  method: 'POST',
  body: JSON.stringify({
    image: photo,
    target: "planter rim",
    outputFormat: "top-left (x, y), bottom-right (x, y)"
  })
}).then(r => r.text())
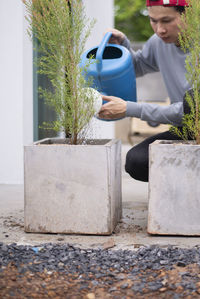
top-left (24, 136), bottom-right (122, 235)
top-left (151, 140), bottom-right (197, 146)
top-left (25, 137), bottom-right (120, 147)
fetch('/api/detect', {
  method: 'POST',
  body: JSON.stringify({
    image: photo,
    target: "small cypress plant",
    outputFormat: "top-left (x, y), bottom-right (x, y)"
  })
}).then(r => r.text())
top-left (23, 0), bottom-right (96, 144)
top-left (170, 0), bottom-right (200, 144)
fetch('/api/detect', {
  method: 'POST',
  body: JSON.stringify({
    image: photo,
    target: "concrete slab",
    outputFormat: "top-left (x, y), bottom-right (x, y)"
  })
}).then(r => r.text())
top-left (1, 144), bottom-right (200, 249)
top-left (24, 139), bottom-right (121, 235)
top-left (148, 140), bottom-right (200, 235)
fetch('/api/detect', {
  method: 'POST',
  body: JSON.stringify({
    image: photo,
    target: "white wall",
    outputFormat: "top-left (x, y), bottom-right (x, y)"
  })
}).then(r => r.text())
top-left (0, 0), bottom-right (23, 184)
top-left (83, 0), bottom-right (114, 49)
top-left (0, 0), bottom-right (33, 184)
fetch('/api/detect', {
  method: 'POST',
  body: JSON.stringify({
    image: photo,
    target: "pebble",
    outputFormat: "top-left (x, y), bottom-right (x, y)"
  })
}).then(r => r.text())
top-left (1, 243), bottom-right (200, 295)
top-left (120, 283), bottom-right (129, 289)
top-left (160, 260), bottom-right (169, 265)
top-left (109, 287), bottom-right (117, 292)
top-left (147, 281), bottom-right (163, 291)
top-left (132, 283), bottom-right (143, 293)
top-left (91, 280), bottom-right (99, 286)
top-left (177, 261), bottom-right (186, 267)
top-left (1, 245), bottom-right (8, 252)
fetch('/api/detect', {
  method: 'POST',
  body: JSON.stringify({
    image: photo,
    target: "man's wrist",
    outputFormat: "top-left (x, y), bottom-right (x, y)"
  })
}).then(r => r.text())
top-left (126, 101), bottom-right (142, 118)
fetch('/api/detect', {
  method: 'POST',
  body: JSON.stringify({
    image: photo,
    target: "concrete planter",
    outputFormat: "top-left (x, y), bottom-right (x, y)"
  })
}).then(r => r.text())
top-left (148, 140), bottom-right (200, 235)
top-left (24, 138), bottom-right (122, 235)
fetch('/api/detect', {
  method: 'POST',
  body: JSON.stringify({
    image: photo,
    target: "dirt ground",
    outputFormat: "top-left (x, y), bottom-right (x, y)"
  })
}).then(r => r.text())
top-left (1, 262), bottom-right (200, 298)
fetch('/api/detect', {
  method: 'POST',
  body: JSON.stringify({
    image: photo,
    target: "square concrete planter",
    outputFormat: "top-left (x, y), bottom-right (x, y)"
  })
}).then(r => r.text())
top-left (24, 138), bottom-right (122, 235)
top-left (148, 140), bottom-right (200, 235)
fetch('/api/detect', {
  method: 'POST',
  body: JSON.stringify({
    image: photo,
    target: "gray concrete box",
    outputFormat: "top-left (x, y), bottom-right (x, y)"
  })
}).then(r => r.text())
top-left (24, 138), bottom-right (122, 235)
top-left (148, 140), bottom-right (200, 235)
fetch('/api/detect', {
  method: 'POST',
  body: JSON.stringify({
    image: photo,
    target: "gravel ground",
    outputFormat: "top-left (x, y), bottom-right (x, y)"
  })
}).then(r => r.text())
top-left (1, 242), bottom-right (200, 298)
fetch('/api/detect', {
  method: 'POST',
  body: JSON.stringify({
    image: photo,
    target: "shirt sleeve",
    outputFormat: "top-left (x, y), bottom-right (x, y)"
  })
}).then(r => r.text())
top-left (125, 101), bottom-right (183, 126)
top-left (122, 35), bottom-right (184, 126)
top-left (122, 35), bottom-right (160, 77)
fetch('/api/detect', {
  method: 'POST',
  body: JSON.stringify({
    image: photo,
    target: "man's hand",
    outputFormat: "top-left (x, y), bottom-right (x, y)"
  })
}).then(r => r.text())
top-left (105, 28), bottom-right (125, 45)
top-left (98, 95), bottom-right (127, 120)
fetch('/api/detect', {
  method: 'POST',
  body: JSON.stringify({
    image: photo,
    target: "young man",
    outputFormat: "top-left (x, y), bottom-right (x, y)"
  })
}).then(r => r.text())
top-left (98, 0), bottom-right (190, 182)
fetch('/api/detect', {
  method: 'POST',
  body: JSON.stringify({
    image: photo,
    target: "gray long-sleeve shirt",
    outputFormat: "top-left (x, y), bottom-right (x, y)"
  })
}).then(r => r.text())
top-left (123, 34), bottom-right (190, 126)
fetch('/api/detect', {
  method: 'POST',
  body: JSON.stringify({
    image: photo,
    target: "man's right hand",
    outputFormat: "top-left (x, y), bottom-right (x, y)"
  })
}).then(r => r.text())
top-left (105, 28), bottom-right (125, 45)
top-left (98, 95), bottom-right (127, 120)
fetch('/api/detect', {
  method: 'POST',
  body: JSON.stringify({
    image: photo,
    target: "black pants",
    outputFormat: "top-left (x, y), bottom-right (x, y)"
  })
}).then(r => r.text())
top-left (125, 92), bottom-right (194, 182)
top-left (125, 130), bottom-right (184, 182)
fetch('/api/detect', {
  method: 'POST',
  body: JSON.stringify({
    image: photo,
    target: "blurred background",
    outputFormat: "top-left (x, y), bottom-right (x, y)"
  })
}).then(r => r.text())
top-left (115, 0), bottom-right (153, 42)
top-left (0, 0), bottom-right (169, 184)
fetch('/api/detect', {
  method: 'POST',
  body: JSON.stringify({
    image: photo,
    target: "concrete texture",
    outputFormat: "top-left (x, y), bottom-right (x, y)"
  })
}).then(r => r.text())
top-left (1, 143), bottom-right (200, 249)
top-left (24, 138), bottom-right (121, 235)
top-left (148, 140), bottom-right (200, 235)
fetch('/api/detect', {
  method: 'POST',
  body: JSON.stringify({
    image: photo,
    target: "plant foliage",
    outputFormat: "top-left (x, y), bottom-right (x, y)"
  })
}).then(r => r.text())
top-left (23, 0), bottom-right (95, 144)
top-left (170, 0), bottom-right (200, 144)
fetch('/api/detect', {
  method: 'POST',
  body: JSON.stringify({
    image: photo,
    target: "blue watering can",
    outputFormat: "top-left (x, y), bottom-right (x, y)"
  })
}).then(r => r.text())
top-left (80, 32), bottom-right (137, 105)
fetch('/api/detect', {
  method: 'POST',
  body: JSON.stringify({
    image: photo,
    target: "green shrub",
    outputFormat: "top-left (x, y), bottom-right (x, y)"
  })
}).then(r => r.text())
top-left (170, 0), bottom-right (200, 144)
top-left (24, 0), bottom-right (95, 144)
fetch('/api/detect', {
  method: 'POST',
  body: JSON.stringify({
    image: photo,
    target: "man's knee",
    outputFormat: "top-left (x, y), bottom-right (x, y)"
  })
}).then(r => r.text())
top-left (125, 147), bottom-right (148, 182)
top-left (125, 149), bottom-right (134, 176)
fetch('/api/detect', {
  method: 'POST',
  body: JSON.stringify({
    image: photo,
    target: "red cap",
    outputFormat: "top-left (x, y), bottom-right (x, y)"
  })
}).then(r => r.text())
top-left (146, 0), bottom-right (188, 6)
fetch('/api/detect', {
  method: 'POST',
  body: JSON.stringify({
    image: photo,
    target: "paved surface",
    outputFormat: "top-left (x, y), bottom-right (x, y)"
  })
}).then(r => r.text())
top-left (0, 143), bottom-right (200, 250)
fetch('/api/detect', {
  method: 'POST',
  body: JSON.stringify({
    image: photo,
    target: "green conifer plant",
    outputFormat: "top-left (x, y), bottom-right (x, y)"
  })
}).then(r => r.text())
top-left (23, 0), bottom-right (96, 144)
top-left (170, 0), bottom-right (200, 144)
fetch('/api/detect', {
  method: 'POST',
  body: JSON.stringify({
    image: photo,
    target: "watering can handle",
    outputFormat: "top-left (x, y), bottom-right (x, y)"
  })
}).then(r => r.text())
top-left (96, 31), bottom-right (113, 73)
